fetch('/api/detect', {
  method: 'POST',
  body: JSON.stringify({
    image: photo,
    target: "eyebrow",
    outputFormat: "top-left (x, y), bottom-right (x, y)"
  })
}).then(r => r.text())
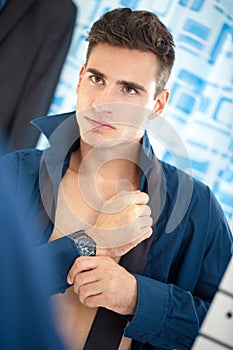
top-left (86, 68), bottom-right (105, 79)
top-left (86, 68), bottom-right (147, 93)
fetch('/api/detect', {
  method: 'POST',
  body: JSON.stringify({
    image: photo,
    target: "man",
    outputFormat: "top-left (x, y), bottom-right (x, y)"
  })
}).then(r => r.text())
top-left (2, 8), bottom-right (232, 350)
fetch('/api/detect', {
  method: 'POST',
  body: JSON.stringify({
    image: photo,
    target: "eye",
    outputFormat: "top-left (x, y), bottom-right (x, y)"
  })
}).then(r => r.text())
top-left (124, 86), bottom-right (138, 95)
top-left (90, 75), bottom-right (104, 85)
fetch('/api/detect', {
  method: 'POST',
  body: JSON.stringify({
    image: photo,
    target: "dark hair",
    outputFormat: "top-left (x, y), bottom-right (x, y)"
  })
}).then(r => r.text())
top-left (86, 8), bottom-right (175, 97)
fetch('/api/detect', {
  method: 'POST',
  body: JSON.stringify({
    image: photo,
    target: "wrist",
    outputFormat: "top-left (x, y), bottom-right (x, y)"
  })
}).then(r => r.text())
top-left (85, 226), bottom-right (101, 244)
top-left (70, 230), bottom-right (96, 256)
top-left (85, 227), bottom-right (101, 255)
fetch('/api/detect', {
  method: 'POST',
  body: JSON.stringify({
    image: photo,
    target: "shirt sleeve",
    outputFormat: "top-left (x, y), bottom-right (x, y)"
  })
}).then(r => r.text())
top-left (124, 275), bottom-right (209, 349)
top-left (38, 236), bottom-right (80, 295)
top-left (124, 188), bottom-right (233, 349)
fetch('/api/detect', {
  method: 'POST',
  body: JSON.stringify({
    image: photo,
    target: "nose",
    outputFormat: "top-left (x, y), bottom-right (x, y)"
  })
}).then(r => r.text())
top-left (92, 85), bottom-right (117, 113)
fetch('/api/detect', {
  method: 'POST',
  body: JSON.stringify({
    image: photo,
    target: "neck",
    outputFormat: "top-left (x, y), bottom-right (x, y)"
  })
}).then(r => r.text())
top-left (73, 138), bottom-right (142, 182)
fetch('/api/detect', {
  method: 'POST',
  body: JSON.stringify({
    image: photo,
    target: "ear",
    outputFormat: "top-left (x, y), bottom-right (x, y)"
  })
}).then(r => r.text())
top-left (76, 64), bottom-right (86, 94)
top-left (149, 89), bottom-right (170, 120)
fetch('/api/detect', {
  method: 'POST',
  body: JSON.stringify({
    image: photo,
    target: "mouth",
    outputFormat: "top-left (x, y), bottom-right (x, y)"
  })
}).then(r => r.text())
top-left (85, 116), bottom-right (115, 130)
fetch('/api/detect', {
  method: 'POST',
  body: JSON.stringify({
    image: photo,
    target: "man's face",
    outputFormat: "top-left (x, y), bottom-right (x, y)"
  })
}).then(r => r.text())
top-left (76, 43), bottom-right (168, 147)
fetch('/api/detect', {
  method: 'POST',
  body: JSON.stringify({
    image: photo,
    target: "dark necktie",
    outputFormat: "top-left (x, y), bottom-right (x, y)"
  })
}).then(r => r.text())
top-left (84, 234), bottom-right (153, 350)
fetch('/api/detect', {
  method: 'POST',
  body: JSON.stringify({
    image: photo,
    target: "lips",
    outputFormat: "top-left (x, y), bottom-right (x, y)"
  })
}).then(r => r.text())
top-left (85, 116), bottom-right (115, 130)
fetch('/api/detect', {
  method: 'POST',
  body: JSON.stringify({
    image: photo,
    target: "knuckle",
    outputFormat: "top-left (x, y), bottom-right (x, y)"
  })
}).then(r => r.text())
top-left (105, 292), bottom-right (115, 306)
top-left (146, 204), bottom-right (152, 215)
top-left (101, 255), bottom-right (112, 264)
top-left (73, 283), bottom-right (79, 294)
top-left (78, 285), bottom-right (88, 300)
top-left (146, 228), bottom-right (153, 237)
top-left (78, 284), bottom-right (84, 295)
top-left (140, 192), bottom-right (149, 203)
top-left (83, 297), bottom-right (95, 307)
top-left (131, 221), bottom-right (141, 235)
top-left (127, 209), bottom-right (136, 222)
top-left (75, 256), bottom-right (85, 269)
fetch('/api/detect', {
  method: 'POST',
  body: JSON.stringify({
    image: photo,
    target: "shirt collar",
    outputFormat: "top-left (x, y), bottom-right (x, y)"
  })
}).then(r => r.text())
top-left (32, 111), bottom-right (155, 165)
top-left (31, 111), bottom-right (76, 141)
top-left (32, 111), bottom-right (156, 187)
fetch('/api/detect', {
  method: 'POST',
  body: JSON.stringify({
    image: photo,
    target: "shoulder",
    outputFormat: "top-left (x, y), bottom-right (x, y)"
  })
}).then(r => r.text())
top-left (1, 149), bottom-right (44, 192)
top-left (2, 149), bottom-right (43, 174)
top-left (0, 149), bottom-right (45, 209)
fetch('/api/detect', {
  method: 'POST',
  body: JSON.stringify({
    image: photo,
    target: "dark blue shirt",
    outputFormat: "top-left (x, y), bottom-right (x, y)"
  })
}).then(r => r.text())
top-left (2, 112), bottom-right (232, 350)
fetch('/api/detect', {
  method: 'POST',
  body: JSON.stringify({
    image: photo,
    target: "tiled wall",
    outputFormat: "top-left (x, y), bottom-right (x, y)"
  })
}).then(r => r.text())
top-left (47, 0), bottom-right (233, 227)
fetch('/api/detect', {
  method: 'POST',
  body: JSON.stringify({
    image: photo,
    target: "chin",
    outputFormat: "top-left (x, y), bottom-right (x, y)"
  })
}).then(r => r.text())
top-left (81, 132), bottom-right (130, 150)
top-left (80, 130), bottom-right (108, 148)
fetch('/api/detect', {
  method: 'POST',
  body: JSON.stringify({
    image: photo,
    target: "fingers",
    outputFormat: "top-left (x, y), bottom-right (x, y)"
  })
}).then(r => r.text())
top-left (67, 256), bottom-right (138, 314)
top-left (67, 256), bottom-right (98, 284)
top-left (77, 282), bottom-right (103, 307)
top-left (128, 216), bottom-right (153, 241)
top-left (73, 272), bottom-right (100, 298)
top-left (115, 203), bottom-right (151, 223)
top-left (139, 226), bottom-right (153, 239)
top-left (89, 190), bottom-right (153, 258)
top-left (137, 204), bottom-right (152, 217)
top-left (67, 256), bottom-right (113, 284)
top-left (69, 264), bottom-right (105, 307)
top-left (138, 215), bottom-right (153, 229)
top-left (110, 190), bottom-right (149, 206)
top-left (131, 191), bottom-right (149, 205)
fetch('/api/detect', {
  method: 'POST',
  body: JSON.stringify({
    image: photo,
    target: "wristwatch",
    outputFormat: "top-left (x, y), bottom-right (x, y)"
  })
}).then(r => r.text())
top-left (70, 230), bottom-right (96, 256)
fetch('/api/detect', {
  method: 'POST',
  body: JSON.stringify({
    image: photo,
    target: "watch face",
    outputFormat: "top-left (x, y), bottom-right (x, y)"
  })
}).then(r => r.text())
top-left (77, 236), bottom-right (96, 256)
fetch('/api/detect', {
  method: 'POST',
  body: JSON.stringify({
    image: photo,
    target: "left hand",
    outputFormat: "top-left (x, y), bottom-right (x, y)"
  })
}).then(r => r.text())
top-left (67, 256), bottom-right (138, 315)
top-left (86, 190), bottom-right (153, 258)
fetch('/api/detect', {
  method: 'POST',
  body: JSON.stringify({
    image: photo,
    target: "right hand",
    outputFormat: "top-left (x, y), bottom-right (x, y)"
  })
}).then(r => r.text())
top-left (86, 190), bottom-right (153, 257)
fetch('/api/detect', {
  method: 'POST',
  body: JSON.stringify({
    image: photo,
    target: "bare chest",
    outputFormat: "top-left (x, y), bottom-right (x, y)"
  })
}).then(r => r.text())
top-left (51, 168), bottom-right (108, 238)
top-left (50, 167), bottom-right (134, 349)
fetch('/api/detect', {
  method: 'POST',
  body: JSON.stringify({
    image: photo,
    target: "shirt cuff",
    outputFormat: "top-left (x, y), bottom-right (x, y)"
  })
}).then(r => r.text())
top-left (124, 274), bottom-right (169, 343)
top-left (38, 236), bottom-right (80, 295)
